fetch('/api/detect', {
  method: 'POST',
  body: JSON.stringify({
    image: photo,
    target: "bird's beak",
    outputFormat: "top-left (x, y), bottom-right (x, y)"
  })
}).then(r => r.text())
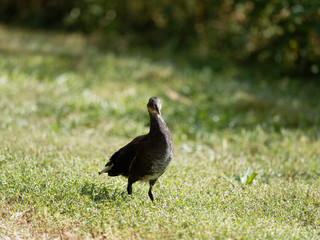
top-left (155, 105), bottom-right (161, 115)
top-left (98, 164), bottom-right (113, 175)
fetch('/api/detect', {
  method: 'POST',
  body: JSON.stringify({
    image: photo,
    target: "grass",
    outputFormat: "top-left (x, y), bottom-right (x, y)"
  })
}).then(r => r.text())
top-left (0, 24), bottom-right (320, 239)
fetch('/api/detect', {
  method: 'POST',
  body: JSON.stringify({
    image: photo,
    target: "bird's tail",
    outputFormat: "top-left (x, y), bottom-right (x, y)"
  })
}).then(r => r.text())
top-left (98, 163), bottom-right (114, 175)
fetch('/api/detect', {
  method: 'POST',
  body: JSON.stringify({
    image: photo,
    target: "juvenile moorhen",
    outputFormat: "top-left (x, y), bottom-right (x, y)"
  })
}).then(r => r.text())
top-left (99, 97), bottom-right (173, 201)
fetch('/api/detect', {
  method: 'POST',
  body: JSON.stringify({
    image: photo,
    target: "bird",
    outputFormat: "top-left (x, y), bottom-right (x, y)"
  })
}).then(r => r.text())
top-left (99, 97), bottom-right (173, 201)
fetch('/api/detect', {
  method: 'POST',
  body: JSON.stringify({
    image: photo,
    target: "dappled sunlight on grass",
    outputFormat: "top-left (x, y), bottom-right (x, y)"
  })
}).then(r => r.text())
top-left (0, 26), bottom-right (320, 239)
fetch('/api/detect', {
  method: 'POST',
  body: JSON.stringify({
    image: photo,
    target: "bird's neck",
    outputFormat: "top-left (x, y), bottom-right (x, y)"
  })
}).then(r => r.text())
top-left (149, 113), bottom-right (173, 151)
top-left (149, 114), bottom-right (167, 136)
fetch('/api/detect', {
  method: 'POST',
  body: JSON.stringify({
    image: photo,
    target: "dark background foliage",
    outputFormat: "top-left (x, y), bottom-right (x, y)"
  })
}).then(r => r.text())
top-left (0, 0), bottom-right (319, 77)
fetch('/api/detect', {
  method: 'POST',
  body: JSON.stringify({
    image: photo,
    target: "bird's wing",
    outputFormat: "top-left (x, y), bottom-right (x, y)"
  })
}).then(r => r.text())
top-left (106, 134), bottom-right (148, 176)
top-left (109, 134), bottom-right (147, 161)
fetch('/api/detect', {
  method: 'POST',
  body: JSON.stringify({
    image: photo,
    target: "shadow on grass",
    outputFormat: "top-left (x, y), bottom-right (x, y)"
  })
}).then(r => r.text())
top-left (79, 180), bottom-right (128, 202)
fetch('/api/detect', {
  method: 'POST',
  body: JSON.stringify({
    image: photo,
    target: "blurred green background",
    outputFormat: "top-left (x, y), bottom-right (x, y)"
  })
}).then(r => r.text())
top-left (1, 2), bottom-right (320, 238)
top-left (1, 0), bottom-right (319, 77)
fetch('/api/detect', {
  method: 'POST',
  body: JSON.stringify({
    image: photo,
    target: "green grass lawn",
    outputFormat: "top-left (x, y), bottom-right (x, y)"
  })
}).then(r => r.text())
top-left (0, 24), bottom-right (320, 239)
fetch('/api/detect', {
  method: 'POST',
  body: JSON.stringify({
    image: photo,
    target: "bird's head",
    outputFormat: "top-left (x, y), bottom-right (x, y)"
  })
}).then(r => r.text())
top-left (147, 97), bottom-right (162, 116)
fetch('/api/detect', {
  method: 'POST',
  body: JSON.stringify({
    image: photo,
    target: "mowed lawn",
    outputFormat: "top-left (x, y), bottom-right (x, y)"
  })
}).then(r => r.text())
top-left (0, 25), bottom-right (320, 239)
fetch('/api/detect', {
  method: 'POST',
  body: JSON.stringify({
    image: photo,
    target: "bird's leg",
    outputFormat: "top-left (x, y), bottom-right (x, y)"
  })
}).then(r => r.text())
top-left (127, 178), bottom-right (135, 195)
top-left (148, 179), bottom-right (158, 201)
top-left (127, 184), bottom-right (132, 195)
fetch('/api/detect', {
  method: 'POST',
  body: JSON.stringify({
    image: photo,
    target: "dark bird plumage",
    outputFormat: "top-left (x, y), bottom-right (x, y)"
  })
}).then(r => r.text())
top-left (99, 97), bottom-right (173, 201)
